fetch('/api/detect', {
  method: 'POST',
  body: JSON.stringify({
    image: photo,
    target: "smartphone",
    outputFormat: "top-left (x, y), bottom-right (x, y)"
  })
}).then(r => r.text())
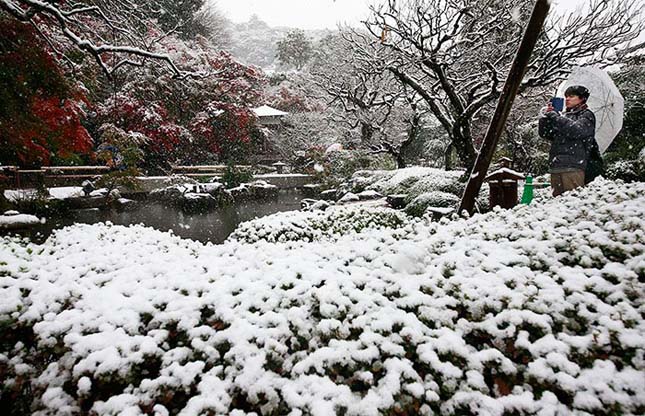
top-left (550, 97), bottom-right (564, 112)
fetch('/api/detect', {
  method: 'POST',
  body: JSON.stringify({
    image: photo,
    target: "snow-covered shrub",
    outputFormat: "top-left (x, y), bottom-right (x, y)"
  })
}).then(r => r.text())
top-left (228, 206), bottom-right (409, 244)
top-left (1, 179), bottom-right (644, 415)
top-left (348, 169), bottom-right (390, 193)
top-left (605, 159), bottom-right (644, 182)
top-left (354, 167), bottom-right (463, 196)
top-left (404, 191), bottom-right (460, 217)
top-left (221, 164), bottom-right (253, 189)
top-left (349, 167), bottom-right (494, 213)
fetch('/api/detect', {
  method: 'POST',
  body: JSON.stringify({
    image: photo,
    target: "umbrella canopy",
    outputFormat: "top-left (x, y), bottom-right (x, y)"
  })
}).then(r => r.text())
top-left (557, 66), bottom-right (624, 154)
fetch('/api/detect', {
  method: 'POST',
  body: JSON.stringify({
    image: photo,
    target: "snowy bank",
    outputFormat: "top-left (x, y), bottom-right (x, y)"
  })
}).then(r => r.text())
top-left (0, 179), bottom-right (644, 415)
top-left (0, 211), bottom-right (41, 230)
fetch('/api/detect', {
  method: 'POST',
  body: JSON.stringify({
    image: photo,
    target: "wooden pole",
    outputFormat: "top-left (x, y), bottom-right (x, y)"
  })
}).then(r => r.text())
top-left (458, 0), bottom-right (551, 215)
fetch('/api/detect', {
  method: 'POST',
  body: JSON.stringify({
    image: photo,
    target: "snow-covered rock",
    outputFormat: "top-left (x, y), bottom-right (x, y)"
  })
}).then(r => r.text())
top-left (357, 190), bottom-right (383, 201)
top-left (115, 198), bottom-right (137, 212)
top-left (150, 183), bottom-right (233, 210)
top-left (405, 191), bottom-right (460, 217)
top-left (301, 199), bottom-right (331, 212)
top-left (337, 192), bottom-right (360, 204)
top-left (198, 182), bottom-right (224, 195)
top-left (320, 189), bottom-right (338, 201)
top-left (0, 212), bottom-right (41, 229)
top-left (229, 181), bottom-right (279, 200)
top-left (0, 179), bottom-right (643, 415)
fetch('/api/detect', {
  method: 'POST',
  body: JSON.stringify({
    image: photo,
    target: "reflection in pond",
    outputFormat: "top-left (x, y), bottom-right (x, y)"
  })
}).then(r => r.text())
top-left (8, 190), bottom-right (305, 244)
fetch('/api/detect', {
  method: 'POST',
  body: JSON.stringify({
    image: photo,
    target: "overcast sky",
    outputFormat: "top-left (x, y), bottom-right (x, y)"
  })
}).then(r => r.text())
top-left (214, 0), bottom-right (596, 30)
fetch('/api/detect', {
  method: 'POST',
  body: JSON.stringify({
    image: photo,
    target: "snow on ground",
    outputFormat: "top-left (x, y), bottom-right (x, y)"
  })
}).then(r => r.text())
top-left (0, 179), bottom-right (644, 415)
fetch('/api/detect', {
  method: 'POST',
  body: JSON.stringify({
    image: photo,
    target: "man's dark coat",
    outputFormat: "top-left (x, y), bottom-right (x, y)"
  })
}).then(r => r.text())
top-left (538, 105), bottom-right (596, 171)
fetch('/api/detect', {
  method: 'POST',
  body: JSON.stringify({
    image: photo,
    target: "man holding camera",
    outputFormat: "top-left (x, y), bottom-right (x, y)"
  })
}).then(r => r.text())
top-left (538, 85), bottom-right (597, 196)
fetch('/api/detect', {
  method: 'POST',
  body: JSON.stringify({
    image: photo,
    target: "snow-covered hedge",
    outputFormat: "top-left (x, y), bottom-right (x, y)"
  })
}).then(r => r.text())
top-left (605, 160), bottom-right (644, 183)
top-left (228, 206), bottom-right (409, 244)
top-left (348, 167), bottom-right (490, 214)
top-left (1, 179), bottom-right (644, 415)
top-left (349, 167), bottom-right (464, 197)
top-left (404, 192), bottom-right (460, 217)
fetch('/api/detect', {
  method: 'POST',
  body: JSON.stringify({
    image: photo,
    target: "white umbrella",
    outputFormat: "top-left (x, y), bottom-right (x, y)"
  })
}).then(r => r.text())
top-left (556, 66), bottom-right (624, 154)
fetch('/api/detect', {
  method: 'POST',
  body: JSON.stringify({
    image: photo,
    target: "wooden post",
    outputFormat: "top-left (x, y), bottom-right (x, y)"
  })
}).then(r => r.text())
top-left (458, 0), bottom-right (550, 215)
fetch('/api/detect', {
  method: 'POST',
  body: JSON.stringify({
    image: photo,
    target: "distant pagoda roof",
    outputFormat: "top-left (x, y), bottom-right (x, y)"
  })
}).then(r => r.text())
top-left (252, 105), bottom-right (288, 117)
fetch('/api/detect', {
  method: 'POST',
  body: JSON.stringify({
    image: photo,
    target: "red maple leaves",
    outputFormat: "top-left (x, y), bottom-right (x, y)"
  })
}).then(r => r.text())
top-left (0, 19), bottom-right (93, 167)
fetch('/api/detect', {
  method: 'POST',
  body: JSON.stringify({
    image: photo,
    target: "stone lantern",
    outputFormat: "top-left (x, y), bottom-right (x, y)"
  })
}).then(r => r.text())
top-left (272, 161), bottom-right (287, 174)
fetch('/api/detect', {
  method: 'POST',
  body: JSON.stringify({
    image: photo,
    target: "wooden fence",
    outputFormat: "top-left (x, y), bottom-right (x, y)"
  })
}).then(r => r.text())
top-left (0, 164), bottom-right (285, 189)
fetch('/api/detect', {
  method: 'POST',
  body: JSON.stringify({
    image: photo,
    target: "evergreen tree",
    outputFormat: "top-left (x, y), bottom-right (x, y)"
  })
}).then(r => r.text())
top-left (277, 29), bottom-right (314, 71)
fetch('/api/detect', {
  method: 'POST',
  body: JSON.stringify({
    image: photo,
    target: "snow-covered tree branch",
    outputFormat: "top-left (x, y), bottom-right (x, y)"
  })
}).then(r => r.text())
top-left (0, 0), bottom-right (207, 79)
top-left (308, 31), bottom-right (430, 167)
top-left (352, 0), bottom-right (644, 170)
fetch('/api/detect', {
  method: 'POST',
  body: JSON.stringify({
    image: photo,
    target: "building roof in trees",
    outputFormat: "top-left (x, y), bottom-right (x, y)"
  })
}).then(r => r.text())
top-left (252, 105), bottom-right (288, 117)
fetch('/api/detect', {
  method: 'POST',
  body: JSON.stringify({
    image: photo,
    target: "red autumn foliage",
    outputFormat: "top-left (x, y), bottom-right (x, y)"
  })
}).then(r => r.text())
top-left (269, 86), bottom-right (317, 113)
top-left (0, 18), bottom-right (93, 167)
top-left (94, 39), bottom-right (266, 165)
top-left (97, 94), bottom-right (187, 154)
top-left (189, 103), bottom-right (259, 161)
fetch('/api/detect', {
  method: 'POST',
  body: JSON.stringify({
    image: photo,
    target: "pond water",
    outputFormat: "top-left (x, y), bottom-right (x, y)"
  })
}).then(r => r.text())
top-left (4, 190), bottom-right (305, 244)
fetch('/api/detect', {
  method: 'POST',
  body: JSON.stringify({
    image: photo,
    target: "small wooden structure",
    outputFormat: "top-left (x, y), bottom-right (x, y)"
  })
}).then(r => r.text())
top-left (252, 105), bottom-right (288, 126)
top-left (485, 159), bottom-right (525, 209)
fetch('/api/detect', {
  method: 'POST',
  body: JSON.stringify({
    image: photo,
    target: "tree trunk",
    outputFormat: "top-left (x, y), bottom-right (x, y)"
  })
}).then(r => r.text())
top-left (459, 0), bottom-right (551, 215)
top-left (444, 143), bottom-right (454, 170)
top-left (0, 188), bottom-right (7, 210)
top-left (444, 134), bottom-right (476, 171)
top-left (395, 152), bottom-right (406, 169)
top-left (451, 123), bottom-right (477, 171)
top-left (360, 122), bottom-right (374, 144)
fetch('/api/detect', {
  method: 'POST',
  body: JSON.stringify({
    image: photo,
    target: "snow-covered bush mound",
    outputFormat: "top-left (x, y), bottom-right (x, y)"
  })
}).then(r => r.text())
top-left (350, 167), bottom-right (464, 197)
top-left (405, 192), bottom-right (460, 217)
top-left (228, 206), bottom-right (409, 244)
top-left (606, 160), bottom-right (644, 182)
top-left (349, 167), bottom-right (490, 213)
top-left (1, 179), bottom-right (644, 415)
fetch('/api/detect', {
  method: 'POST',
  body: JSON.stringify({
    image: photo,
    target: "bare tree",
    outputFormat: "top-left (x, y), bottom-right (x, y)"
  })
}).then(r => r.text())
top-left (366, 88), bottom-right (429, 168)
top-left (195, 1), bottom-right (233, 50)
top-left (309, 32), bottom-right (429, 167)
top-left (354, 0), bottom-right (644, 170)
top-left (0, 0), bottom-right (206, 79)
